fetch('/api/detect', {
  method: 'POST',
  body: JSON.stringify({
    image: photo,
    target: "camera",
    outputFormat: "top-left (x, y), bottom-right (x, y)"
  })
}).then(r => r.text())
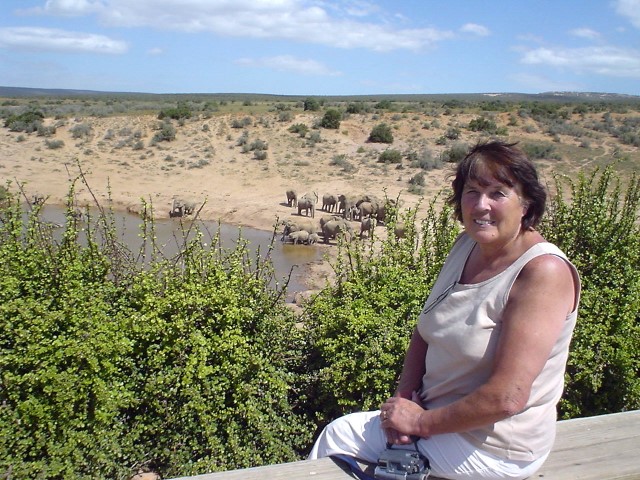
top-left (374, 447), bottom-right (430, 480)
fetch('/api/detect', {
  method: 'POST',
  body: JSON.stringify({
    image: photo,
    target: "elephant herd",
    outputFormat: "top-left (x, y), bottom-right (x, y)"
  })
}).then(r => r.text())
top-left (281, 189), bottom-right (403, 245)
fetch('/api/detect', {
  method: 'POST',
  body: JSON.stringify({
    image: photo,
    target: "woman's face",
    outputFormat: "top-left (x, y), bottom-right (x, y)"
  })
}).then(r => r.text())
top-left (460, 173), bottom-right (528, 247)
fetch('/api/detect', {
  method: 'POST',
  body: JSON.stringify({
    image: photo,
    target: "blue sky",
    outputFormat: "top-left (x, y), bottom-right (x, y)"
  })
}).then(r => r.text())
top-left (1, 0), bottom-right (639, 96)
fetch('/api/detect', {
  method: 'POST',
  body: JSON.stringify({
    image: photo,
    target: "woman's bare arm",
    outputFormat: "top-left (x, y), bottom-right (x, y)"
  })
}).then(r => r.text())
top-left (382, 254), bottom-right (577, 439)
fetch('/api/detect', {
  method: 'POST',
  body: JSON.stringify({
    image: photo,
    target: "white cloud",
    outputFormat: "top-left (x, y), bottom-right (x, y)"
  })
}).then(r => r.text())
top-left (569, 27), bottom-right (601, 40)
top-left (521, 46), bottom-right (640, 77)
top-left (19, 0), bottom-right (105, 16)
top-left (235, 55), bottom-right (341, 76)
top-left (31, 0), bottom-right (453, 52)
top-left (460, 23), bottom-right (490, 37)
top-left (0, 27), bottom-right (127, 54)
top-left (147, 47), bottom-right (163, 55)
top-left (614, 0), bottom-right (640, 28)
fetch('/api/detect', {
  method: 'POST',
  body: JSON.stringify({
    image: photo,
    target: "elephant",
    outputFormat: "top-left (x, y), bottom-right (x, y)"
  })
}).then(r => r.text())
top-left (357, 201), bottom-right (376, 221)
top-left (281, 219), bottom-right (317, 241)
top-left (286, 189), bottom-right (297, 207)
top-left (169, 199), bottom-right (183, 218)
top-left (322, 193), bottom-right (338, 212)
top-left (31, 193), bottom-right (45, 206)
top-left (182, 201), bottom-right (196, 216)
top-left (375, 200), bottom-right (392, 225)
top-left (359, 215), bottom-right (376, 239)
top-left (338, 194), bottom-right (360, 221)
top-left (307, 232), bottom-right (320, 245)
top-left (297, 192), bottom-right (318, 218)
top-left (285, 230), bottom-right (310, 244)
top-left (319, 214), bottom-right (343, 230)
top-left (322, 218), bottom-right (353, 244)
top-left (170, 197), bottom-right (197, 218)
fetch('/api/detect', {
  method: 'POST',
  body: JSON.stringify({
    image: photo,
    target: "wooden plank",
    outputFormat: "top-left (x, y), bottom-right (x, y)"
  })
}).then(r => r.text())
top-left (169, 410), bottom-right (640, 480)
top-left (169, 457), bottom-right (350, 480)
top-left (533, 410), bottom-right (640, 479)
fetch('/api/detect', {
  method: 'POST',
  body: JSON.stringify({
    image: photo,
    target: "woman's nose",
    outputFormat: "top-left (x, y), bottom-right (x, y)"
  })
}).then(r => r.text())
top-left (474, 193), bottom-right (489, 210)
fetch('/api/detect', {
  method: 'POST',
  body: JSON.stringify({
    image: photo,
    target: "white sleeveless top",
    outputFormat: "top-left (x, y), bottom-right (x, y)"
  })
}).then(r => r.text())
top-left (417, 233), bottom-right (580, 461)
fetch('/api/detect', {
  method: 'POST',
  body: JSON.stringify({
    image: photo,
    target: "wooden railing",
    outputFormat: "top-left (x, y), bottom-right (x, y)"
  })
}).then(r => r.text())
top-left (169, 410), bottom-right (640, 480)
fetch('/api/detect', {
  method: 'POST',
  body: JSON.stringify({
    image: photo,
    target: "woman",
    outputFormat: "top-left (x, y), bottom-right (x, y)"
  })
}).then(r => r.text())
top-left (308, 141), bottom-right (581, 480)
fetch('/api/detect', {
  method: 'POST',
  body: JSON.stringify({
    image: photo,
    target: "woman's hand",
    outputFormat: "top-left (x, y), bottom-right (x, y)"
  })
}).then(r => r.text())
top-left (380, 391), bottom-right (428, 444)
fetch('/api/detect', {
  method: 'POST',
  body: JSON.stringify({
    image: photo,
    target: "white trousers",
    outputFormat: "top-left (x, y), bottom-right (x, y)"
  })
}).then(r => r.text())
top-left (308, 411), bottom-right (548, 480)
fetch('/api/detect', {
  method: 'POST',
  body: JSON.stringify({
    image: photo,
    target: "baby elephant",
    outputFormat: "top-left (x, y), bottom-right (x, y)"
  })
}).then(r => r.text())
top-left (286, 230), bottom-right (310, 244)
top-left (360, 216), bottom-right (376, 239)
top-left (307, 232), bottom-right (320, 245)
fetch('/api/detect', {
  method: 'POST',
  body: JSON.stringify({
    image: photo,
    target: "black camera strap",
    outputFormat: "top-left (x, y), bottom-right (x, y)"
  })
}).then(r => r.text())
top-left (331, 454), bottom-right (376, 480)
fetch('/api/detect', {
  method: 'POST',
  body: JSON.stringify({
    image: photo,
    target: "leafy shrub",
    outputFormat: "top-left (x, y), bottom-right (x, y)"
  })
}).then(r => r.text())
top-left (444, 127), bottom-right (461, 140)
top-left (409, 172), bottom-right (426, 186)
top-left (278, 111), bottom-right (293, 122)
top-left (440, 142), bottom-right (469, 163)
top-left (158, 102), bottom-right (193, 121)
top-left (151, 121), bottom-right (176, 144)
top-left (307, 131), bottom-right (322, 145)
top-left (540, 168), bottom-right (640, 418)
top-left (330, 154), bottom-right (356, 173)
top-left (45, 139), bottom-right (64, 149)
top-left (231, 117), bottom-right (253, 129)
top-left (250, 139), bottom-right (268, 151)
top-left (69, 122), bottom-right (93, 139)
top-left (378, 149), bottom-right (403, 164)
top-left (4, 110), bottom-right (44, 133)
top-left (410, 149), bottom-right (442, 170)
top-left (320, 109), bottom-right (342, 129)
top-left (36, 124), bottom-right (56, 137)
top-left (368, 123), bottom-right (394, 144)
top-left (303, 98), bottom-right (321, 111)
top-left (521, 141), bottom-right (557, 160)
top-left (346, 102), bottom-right (367, 114)
top-left (0, 190), bottom-right (312, 478)
top-left (467, 116), bottom-right (498, 133)
top-left (288, 123), bottom-right (309, 137)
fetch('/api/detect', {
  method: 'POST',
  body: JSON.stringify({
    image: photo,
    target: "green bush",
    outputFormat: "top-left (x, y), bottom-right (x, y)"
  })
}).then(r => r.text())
top-left (440, 142), bottom-right (469, 163)
top-left (303, 98), bottom-right (321, 111)
top-left (320, 109), bottom-right (342, 129)
top-left (330, 154), bottom-right (356, 173)
top-left (288, 123), bottom-right (309, 137)
top-left (0, 190), bottom-right (312, 478)
top-left (4, 109), bottom-right (44, 133)
top-left (158, 102), bottom-right (193, 121)
top-left (69, 123), bottom-right (93, 139)
top-left (45, 139), bottom-right (65, 149)
top-left (540, 167), bottom-right (640, 418)
top-left (378, 149), bottom-right (403, 164)
top-left (151, 121), bottom-right (176, 144)
top-left (522, 141), bottom-right (558, 160)
top-left (467, 116), bottom-right (498, 133)
top-left (368, 123), bottom-right (394, 144)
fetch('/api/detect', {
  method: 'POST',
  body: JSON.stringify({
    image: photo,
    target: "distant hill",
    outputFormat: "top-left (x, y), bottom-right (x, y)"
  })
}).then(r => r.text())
top-left (1, 85), bottom-right (638, 104)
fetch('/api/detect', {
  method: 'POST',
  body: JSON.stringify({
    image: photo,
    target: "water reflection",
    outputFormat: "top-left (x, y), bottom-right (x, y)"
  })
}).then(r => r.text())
top-left (37, 205), bottom-right (325, 300)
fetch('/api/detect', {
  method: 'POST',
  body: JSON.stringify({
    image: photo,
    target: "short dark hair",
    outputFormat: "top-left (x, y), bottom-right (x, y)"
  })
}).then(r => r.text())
top-left (447, 141), bottom-right (546, 230)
